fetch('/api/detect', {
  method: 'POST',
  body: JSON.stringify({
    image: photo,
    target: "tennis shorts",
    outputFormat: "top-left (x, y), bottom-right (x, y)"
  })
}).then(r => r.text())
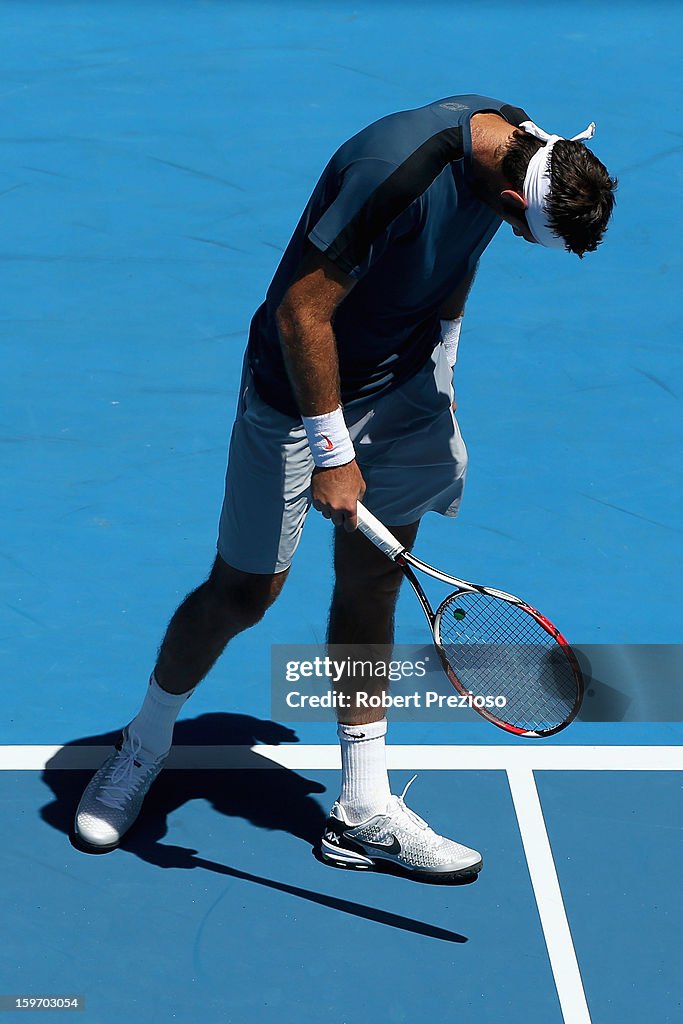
top-left (217, 344), bottom-right (468, 573)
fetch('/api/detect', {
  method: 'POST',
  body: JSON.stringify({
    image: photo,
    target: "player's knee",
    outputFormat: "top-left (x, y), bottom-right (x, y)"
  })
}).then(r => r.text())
top-left (334, 558), bottom-right (404, 610)
top-left (333, 524), bottom-right (413, 608)
top-left (207, 557), bottom-right (288, 628)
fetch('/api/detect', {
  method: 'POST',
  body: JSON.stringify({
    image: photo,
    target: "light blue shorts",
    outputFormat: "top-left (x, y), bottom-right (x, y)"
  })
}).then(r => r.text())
top-left (217, 345), bottom-right (467, 573)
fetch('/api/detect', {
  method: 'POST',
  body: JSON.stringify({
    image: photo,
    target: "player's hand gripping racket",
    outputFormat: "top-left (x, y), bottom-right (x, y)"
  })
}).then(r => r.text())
top-left (355, 502), bottom-right (583, 737)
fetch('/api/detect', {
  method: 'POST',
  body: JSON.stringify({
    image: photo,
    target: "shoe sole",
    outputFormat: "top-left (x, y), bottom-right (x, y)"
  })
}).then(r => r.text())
top-left (320, 842), bottom-right (483, 883)
top-left (69, 828), bottom-right (120, 855)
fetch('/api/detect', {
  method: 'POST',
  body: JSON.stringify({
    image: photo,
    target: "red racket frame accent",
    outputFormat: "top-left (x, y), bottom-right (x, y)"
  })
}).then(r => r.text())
top-left (433, 593), bottom-right (584, 737)
top-left (354, 504), bottom-right (584, 738)
top-left (397, 557), bottom-right (584, 738)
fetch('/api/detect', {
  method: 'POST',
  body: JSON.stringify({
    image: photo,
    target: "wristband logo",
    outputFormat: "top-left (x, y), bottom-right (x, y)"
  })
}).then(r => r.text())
top-left (320, 434), bottom-right (334, 451)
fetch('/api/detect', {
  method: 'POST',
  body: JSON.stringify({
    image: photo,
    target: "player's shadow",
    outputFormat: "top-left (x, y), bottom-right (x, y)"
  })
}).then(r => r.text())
top-left (41, 713), bottom-right (326, 853)
top-left (40, 712), bottom-right (470, 945)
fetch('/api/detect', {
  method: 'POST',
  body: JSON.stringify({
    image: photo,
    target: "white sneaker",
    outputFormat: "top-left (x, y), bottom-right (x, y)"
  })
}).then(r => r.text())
top-left (321, 776), bottom-right (482, 882)
top-left (73, 728), bottom-right (168, 852)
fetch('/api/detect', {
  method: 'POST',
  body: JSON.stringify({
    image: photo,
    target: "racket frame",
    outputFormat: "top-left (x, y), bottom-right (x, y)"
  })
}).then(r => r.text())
top-left (356, 502), bottom-right (584, 737)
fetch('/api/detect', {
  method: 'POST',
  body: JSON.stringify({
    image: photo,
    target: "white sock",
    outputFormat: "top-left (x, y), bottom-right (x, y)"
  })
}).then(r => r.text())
top-left (337, 719), bottom-right (391, 824)
top-left (126, 673), bottom-right (195, 759)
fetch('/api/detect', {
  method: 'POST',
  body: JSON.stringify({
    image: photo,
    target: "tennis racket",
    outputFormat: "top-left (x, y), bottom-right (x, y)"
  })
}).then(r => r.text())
top-left (355, 502), bottom-right (583, 737)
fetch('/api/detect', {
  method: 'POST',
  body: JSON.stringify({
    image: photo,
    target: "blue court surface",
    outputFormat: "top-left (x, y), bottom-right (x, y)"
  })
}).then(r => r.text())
top-left (2, 2), bottom-right (682, 1022)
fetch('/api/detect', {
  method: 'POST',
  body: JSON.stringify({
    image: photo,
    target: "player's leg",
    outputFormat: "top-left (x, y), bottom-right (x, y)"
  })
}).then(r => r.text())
top-left (121, 557), bottom-right (288, 758)
top-left (155, 556), bottom-right (288, 695)
top-left (328, 520), bottom-right (418, 721)
top-left (327, 521), bottom-right (418, 822)
top-left (73, 360), bottom-right (312, 852)
top-left (72, 559), bottom-right (289, 854)
top-left (321, 524), bottom-right (481, 880)
top-left (320, 348), bottom-right (481, 879)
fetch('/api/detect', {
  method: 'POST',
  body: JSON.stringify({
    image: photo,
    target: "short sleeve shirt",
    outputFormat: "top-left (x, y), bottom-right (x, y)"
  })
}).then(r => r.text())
top-left (248, 95), bottom-right (530, 415)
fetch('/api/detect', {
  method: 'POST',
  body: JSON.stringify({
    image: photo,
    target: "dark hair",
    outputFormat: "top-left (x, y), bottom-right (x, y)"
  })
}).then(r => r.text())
top-left (502, 129), bottom-right (618, 257)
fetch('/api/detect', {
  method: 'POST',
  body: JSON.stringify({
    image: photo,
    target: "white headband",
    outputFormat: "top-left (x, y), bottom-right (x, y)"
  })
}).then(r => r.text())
top-left (519, 119), bottom-right (596, 250)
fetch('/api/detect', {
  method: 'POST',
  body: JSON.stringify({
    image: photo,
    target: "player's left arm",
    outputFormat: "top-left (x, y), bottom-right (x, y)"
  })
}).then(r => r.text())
top-left (438, 263), bottom-right (478, 319)
top-left (438, 264), bottom-right (478, 408)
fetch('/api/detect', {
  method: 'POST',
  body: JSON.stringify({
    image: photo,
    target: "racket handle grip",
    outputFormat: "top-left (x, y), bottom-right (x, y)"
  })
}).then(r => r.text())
top-left (355, 502), bottom-right (405, 561)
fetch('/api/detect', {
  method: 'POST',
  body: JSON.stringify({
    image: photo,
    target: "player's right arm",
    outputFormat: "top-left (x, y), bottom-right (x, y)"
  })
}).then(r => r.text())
top-left (275, 249), bottom-right (365, 531)
top-left (277, 154), bottom-right (424, 529)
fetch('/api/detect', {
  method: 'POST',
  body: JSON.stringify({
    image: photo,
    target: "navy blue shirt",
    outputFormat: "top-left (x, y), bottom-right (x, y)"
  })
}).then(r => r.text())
top-left (248, 95), bottom-right (530, 415)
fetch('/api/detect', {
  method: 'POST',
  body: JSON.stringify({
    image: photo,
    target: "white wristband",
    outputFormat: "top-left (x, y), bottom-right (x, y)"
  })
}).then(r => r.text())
top-left (440, 316), bottom-right (463, 368)
top-left (302, 406), bottom-right (355, 468)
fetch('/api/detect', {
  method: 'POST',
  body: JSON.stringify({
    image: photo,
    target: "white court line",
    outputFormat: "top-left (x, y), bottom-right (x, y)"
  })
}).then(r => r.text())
top-left (0, 743), bottom-right (680, 771)
top-left (3, 742), bottom-right (678, 1021)
top-left (508, 768), bottom-right (591, 1024)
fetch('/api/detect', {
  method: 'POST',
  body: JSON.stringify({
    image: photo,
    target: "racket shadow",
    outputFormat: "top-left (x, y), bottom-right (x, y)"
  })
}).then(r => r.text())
top-left (571, 647), bottom-right (634, 723)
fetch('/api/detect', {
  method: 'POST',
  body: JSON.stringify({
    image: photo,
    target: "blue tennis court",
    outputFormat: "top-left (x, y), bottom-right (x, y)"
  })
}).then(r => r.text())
top-left (2, 2), bottom-right (681, 1022)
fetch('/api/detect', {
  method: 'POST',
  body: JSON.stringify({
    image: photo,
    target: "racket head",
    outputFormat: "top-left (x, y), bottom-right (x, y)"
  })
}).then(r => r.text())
top-left (433, 589), bottom-right (583, 737)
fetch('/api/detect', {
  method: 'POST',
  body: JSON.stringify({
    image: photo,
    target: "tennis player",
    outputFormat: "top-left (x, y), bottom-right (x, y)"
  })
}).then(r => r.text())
top-left (75, 95), bottom-right (616, 880)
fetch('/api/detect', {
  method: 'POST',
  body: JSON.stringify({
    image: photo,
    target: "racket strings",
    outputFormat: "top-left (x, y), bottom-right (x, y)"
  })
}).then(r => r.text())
top-left (437, 592), bottom-right (578, 733)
